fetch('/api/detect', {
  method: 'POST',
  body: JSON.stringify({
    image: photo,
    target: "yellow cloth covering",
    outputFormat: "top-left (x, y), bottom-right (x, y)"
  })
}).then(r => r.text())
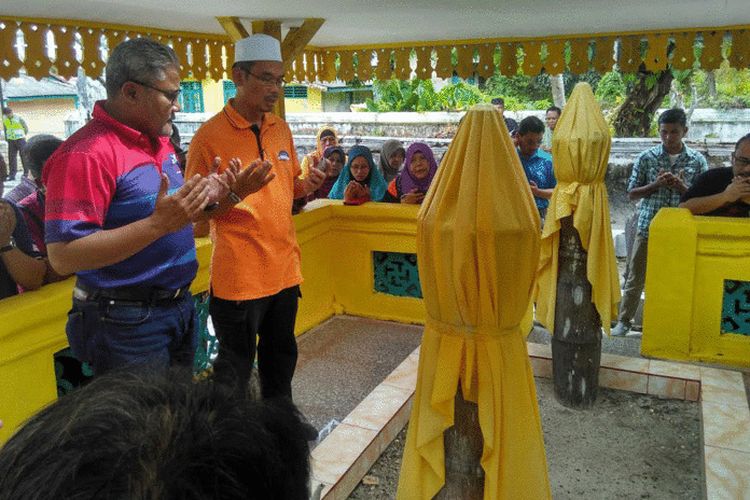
top-left (397, 104), bottom-right (551, 500)
top-left (535, 83), bottom-right (621, 334)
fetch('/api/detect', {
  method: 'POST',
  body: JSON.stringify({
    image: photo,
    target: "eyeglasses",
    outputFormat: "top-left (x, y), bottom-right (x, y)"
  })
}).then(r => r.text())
top-left (246, 72), bottom-right (286, 88)
top-left (732, 153), bottom-right (750, 167)
top-left (130, 79), bottom-right (181, 104)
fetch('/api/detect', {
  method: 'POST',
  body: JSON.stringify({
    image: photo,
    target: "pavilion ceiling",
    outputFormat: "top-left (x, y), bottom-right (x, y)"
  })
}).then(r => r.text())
top-left (1, 0), bottom-right (749, 82)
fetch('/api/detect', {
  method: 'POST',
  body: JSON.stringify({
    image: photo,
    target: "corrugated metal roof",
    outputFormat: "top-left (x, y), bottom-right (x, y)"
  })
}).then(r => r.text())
top-left (2, 75), bottom-right (76, 98)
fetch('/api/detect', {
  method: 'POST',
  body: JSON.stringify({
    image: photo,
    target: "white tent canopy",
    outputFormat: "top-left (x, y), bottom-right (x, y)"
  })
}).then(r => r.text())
top-left (2, 0), bottom-right (749, 47)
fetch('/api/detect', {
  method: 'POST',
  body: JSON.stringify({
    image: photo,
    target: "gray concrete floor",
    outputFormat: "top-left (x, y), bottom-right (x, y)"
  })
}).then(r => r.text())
top-left (292, 315), bottom-right (423, 440)
top-left (350, 379), bottom-right (702, 499)
top-left (528, 324), bottom-right (644, 358)
top-left (293, 317), bottom-right (646, 443)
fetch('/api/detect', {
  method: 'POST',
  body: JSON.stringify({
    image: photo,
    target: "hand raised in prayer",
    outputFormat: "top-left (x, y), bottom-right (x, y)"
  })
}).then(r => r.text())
top-left (228, 158), bottom-right (276, 199)
top-left (653, 169), bottom-right (672, 188)
top-left (203, 156), bottom-right (236, 205)
top-left (662, 170), bottom-right (687, 193)
top-left (401, 188), bottom-right (425, 205)
top-left (304, 166), bottom-right (326, 193)
top-left (151, 174), bottom-right (212, 233)
top-left (344, 180), bottom-right (367, 201)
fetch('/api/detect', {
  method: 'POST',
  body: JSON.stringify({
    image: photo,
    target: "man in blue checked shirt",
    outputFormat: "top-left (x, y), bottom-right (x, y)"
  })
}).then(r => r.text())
top-left (611, 108), bottom-right (708, 336)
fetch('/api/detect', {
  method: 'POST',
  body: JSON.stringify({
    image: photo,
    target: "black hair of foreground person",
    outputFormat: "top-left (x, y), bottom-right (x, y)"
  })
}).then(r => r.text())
top-left (0, 368), bottom-right (311, 500)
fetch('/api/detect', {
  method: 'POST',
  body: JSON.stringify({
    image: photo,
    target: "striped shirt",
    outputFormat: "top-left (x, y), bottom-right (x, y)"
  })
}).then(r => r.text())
top-left (43, 102), bottom-right (197, 289)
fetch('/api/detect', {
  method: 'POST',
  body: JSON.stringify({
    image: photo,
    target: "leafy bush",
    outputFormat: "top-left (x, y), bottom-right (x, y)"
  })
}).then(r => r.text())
top-left (595, 71), bottom-right (627, 107)
top-left (436, 81), bottom-right (485, 110)
top-left (365, 63), bottom-right (750, 113)
top-left (366, 79), bottom-right (442, 112)
top-left (367, 79), bottom-right (485, 111)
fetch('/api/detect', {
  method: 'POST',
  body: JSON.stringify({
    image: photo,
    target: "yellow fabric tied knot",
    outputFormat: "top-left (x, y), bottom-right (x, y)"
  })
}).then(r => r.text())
top-left (425, 316), bottom-right (521, 408)
top-left (536, 83), bottom-right (621, 334)
top-left (398, 104), bottom-right (550, 500)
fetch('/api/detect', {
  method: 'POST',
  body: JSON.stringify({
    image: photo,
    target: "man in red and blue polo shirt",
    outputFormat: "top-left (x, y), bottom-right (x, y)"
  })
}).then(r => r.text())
top-left (43, 38), bottom-right (274, 376)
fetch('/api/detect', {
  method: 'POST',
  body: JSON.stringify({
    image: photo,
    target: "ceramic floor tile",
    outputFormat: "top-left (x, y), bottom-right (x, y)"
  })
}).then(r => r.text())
top-left (704, 445), bottom-right (750, 500)
top-left (311, 423), bottom-right (377, 485)
top-left (599, 353), bottom-right (650, 373)
top-left (700, 367), bottom-right (749, 409)
top-left (382, 348), bottom-right (420, 391)
top-left (377, 397), bottom-right (412, 445)
top-left (647, 375), bottom-right (687, 400)
top-left (702, 401), bottom-right (750, 453)
top-left (529, 356), bottom-right (552, 378)
top-left (343, 383), bottom-right (412, 431)
top-left (599, 367), bottom-right (649, 393)
top-left (331, 430), bottom-right (394, 500)
top-left (648, 359), bottom-right (701, 381)
top-left (686, 380), bottom-right (701, 402)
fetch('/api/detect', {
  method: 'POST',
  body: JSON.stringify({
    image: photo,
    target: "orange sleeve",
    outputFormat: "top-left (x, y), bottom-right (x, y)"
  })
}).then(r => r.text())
top-left (288, 123), bottom-right (302, 179)
top-left (185, 131), bottom-right (212, 178)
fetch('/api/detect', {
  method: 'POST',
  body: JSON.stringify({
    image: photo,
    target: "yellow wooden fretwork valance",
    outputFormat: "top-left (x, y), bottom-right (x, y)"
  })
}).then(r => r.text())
top-left (0, 17), bottom-right (233, 80)
top-left (1, 17), bottom-right (749, 83)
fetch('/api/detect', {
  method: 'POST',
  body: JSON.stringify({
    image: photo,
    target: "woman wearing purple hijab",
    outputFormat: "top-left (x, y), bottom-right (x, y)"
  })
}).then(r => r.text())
top-left (383, 142), bottom-right (438, 204)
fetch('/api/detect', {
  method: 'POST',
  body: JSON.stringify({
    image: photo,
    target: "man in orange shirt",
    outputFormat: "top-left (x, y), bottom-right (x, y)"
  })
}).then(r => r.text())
top-left (186, 34), bottom-right (324, 402)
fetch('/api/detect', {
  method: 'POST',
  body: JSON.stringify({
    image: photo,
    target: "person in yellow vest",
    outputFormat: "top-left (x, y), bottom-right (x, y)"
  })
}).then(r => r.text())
top-left (2, 107), bottom-right (29, 180)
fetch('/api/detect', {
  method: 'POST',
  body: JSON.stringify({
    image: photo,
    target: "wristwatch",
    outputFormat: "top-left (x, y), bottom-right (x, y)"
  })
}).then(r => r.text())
top-left (0, 239), bottom-right (15, 254)
top-left (227, 191), bottom-right (243, 204)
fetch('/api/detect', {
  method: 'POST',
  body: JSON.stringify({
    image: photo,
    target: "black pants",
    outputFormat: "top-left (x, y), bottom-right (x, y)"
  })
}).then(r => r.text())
top-left (7, 138), bottom-right (27, 177)
top-left (210, 285), bottom-right (300, 398)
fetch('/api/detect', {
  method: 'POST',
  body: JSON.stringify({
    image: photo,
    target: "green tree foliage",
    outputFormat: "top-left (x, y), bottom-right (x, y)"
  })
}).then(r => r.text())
top-left (436, 81), bottom-right (485, 110)
top-left (366, 79), bottom-right (484, 112)
top-left (690, 64), bottom-right (750, 109)
top-left (365, 64), bottom-right (750, 114)
top-left (365, 79), bottom-right (440, 112)
top-left (595, 71), bottom-right (629, 107)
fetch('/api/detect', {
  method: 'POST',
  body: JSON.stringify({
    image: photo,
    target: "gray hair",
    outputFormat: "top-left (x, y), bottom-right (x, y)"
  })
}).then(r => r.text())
top-left (105, 38), bottom-right (180, 98)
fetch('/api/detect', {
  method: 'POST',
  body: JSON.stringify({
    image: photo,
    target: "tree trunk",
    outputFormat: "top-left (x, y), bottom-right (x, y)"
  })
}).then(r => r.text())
top-left (686, 83), bottom-right (699, 126)
top-left (612, 69), bottom-right (673, 137)
top-left (706, 70), bottom-right (717, 99)
top-left (669, 79), bottom-right (683, 109)
top-left (552, 216), bottom-right (602, 408)
top-left (550, 74), bottom-right (566, 108)
top-left (436, 389), bottom-right (484, 499)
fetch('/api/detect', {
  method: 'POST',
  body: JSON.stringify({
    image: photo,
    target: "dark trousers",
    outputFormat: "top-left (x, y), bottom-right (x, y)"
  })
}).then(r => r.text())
top-left (7, 138), bottom-right (27, 177)
top-left (210, 285), bottom-right (300, 399)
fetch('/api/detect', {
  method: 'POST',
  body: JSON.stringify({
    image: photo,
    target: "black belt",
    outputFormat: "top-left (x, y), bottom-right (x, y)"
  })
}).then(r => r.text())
top-left (73, 281), bottom-right (191, 304)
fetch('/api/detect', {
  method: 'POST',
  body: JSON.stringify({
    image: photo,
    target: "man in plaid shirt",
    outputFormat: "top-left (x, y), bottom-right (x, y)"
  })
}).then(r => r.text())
top-left (612, 108), bottom-right (708, 336)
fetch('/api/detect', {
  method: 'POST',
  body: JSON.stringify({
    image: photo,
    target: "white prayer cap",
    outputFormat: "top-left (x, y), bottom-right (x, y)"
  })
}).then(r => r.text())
top-left (234, 34), bottom-right (282, 64)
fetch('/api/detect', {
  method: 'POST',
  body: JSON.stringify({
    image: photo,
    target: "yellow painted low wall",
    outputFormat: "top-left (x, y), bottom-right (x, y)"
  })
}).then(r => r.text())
top-left (642, 208), bottom-right (750, 368)
top-left (0, 237), bottom-right (213, 443)
top-left (0, 201), bottom-right (426, 443)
